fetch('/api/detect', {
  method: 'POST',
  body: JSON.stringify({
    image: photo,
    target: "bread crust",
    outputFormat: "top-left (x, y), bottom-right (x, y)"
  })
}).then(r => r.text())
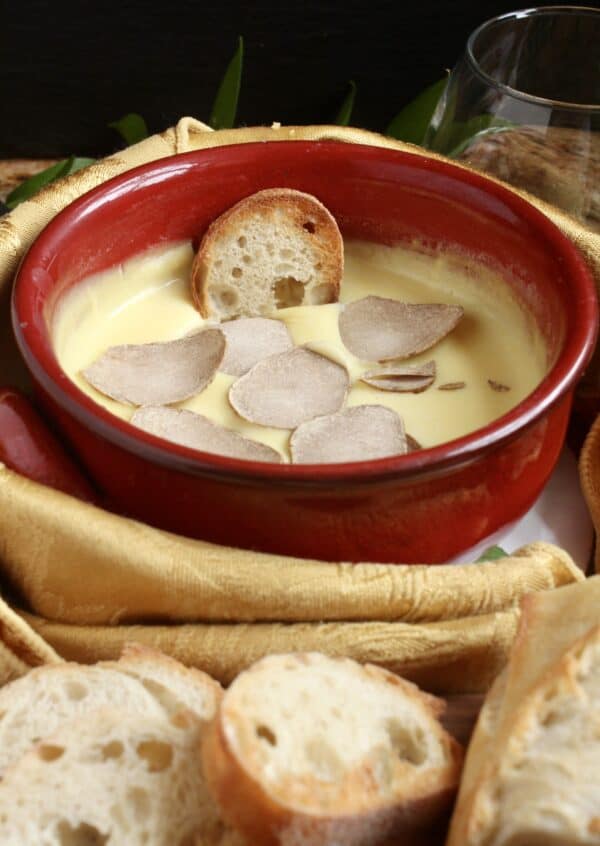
top-left (191, 188), bottom-right (343, 319)
top-left (118, 641), bottom-right (224, 703)
top-left (447, 624), bottom-right (600, 846)
top-left (112, 641), bottom-right (224, 720)
top-left (203, 653), bottom-right (463, 846)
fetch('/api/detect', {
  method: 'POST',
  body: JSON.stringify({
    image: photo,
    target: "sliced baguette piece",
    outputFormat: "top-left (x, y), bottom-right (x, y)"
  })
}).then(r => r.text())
top-left (0, 663), bottom-right (166, 777)
top-left (447, 624), bottom-right (600, 846)
top-left (0, 646), bottom-right (223, 778)
top-left (107, 642), bottom-right (223, 722)
top-left (452, 575), bottom-right (600, 829)
top-left (0, 708), bottom-right (235, 846)
top-left (191, 188), bottom-right (343, 319)
top-left (203, 652), bottom-right (463, 846)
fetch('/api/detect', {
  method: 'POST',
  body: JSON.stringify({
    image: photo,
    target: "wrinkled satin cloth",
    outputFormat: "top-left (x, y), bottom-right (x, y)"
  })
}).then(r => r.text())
top-left (0, 120), bottom-right (596, 692)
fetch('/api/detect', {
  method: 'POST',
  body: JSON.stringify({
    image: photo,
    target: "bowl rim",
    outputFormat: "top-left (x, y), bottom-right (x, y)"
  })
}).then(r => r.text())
top-left (11, 140), bottom-right (599, 485)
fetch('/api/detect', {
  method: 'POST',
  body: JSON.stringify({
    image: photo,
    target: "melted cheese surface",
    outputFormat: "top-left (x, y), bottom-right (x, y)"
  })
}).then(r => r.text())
top-left (52, 240), bottom-right (547, 458)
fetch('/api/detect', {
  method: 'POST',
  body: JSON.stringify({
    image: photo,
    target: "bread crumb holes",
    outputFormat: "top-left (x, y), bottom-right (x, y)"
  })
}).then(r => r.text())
top-left (256, 724), bottom-right (277, 746)
top-left (386, 720), bottom-right (426, 765)
top-left (101, 741), bottom-right (124, 760)
top-left (212, 286), bottom-right (239, 309)
top-left (65, 681), bottom-right (88, 701)
top-left (136, 740), bottom-right (174, 773)
top-left (273, 276), bottom-right (305, 308)
top-left (56, 820), bottom-right (109, 846)
top-left (37, 744), bottom-right (65, 762)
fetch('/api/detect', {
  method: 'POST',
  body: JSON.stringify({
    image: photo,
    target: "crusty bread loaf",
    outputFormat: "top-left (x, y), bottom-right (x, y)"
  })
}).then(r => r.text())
top-left (447, 625), bottom-right (600, 846)
top-left (203, 652), bottom-right (463, 846)
top-left (0, 708), bottom-right (232, 846)
top-left (191, 188), bottom-right (343, 319)
top-left (454, 575), bottom-right (600, 817)
top-left (0, 645), bottom-right (222, 777)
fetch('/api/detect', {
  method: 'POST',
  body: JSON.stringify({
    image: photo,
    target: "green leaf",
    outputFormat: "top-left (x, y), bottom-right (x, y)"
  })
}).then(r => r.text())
top-left (386, 77), bottom-right (448, 145)
top-left (109, 113), bottom-right (149, 146)
top-left (5, 156), bottom-right (95, 209)
top-left (62, 156), bottom-right (96, 175)
top-left (475, 545), bottom-right (509, 563)
top-left (210, 36), bottom-right (244, 130)
top-left (335, 80), bottom-right (357, 126)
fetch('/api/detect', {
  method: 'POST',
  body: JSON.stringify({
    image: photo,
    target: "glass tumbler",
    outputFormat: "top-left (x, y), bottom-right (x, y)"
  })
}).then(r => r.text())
top-left (426, 6), bottom-right (600, 232)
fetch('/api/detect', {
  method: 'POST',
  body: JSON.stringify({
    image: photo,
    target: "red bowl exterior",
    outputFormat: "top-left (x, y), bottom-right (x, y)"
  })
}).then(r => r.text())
top-left (11, 141), bottom-right (598, 562)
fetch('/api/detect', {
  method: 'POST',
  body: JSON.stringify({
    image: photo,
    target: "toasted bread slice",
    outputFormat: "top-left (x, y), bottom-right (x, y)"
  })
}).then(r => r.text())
top-left (447, 625), bottom-right (600, 846)
top-left (0, 708), bottom-right (234, 846)
top-left (191, 188), bottom-right (343, 319)
top-left (203, 652), bottom-right (463, 846)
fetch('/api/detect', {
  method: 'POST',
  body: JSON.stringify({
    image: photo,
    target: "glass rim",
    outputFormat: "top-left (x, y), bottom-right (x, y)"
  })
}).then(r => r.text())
top-left (466, 5), bottom-right (600, 112)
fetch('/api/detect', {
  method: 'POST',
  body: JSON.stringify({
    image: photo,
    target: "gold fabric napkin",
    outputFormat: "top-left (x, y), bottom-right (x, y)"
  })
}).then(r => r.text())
top-left (0, 465), bottom-right (583, 691)
top-left (0, 120), bottom-right (596, 692)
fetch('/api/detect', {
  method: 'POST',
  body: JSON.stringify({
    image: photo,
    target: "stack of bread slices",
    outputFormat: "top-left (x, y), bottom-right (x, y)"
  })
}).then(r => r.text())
top-left (0, 647), bottom-right (464, 845)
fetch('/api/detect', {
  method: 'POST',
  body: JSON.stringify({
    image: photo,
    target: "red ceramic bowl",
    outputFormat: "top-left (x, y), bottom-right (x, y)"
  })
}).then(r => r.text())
top-left (11, 141), bottom-right (598, 563)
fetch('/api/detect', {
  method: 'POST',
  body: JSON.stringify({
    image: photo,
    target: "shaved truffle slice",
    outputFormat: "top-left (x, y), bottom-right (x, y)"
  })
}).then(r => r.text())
top-left (361, 360), bottom-right (436, 393)
top-left (82, 329), bottom-right (225, 407)
top-left (488, 379), bottom-right (510, 392)
top-left (438, 381), bottom-right (466, 391)
top-left (339, 296), bottom-right (464, 361)
top-left (220, 317), bottom-right (294, 376)
top-left (131, 406), bottom-right (282, 463)
top-left (229, 347), bottom-right (349, 429)
top-left (290, 405), bottom-right (407, 464)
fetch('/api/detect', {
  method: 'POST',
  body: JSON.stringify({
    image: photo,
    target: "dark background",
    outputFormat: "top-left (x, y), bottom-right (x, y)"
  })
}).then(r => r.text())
top-left (2, 0), bottom-right (562, 158)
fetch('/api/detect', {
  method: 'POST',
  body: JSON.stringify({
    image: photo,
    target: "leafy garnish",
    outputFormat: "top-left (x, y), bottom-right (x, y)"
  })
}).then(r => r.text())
top-left (210, 36), bottom-right (244, 130)
top-left (5, 156), bottom-right (95, 210)
top-left (476, 545), bottom-right (509, 563)
top-left (61, 156), bottom-right (96, 175)
top-left (335, 80), bottom-right (357, 126)
top-left (109, 113), bottom-right (149, 146)
top-left (386, 77), bottom-right (447, 145)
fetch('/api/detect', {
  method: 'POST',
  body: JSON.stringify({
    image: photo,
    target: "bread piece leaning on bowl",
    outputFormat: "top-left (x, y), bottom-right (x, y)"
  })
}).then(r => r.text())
top-left (447, 576), bottom-right (600, 846)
